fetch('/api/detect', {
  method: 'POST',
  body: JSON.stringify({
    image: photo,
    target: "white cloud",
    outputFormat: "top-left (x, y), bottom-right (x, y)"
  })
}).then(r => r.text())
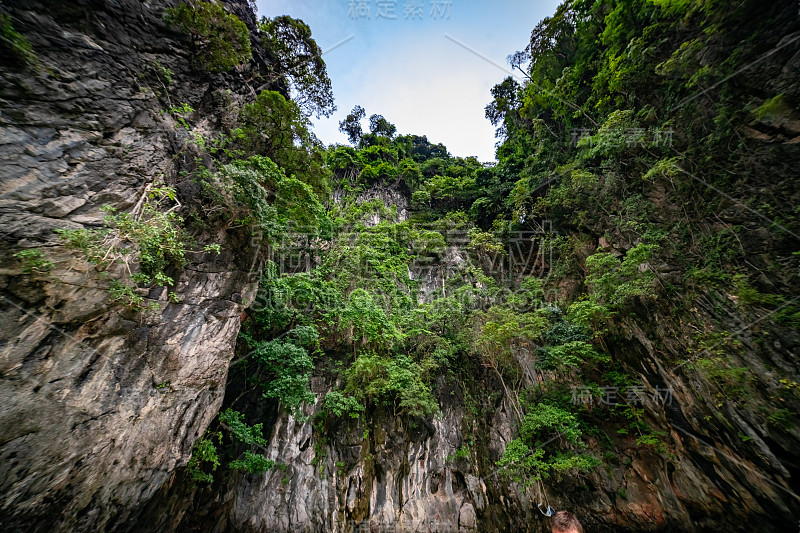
top-left (313, 32), bottom-right (511, 161)
top-left (255, 0), bottom-right (565, 162)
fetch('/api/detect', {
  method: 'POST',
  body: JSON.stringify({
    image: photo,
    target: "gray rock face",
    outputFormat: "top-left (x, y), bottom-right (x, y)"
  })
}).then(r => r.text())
top-left (0, 0), bottom-right (264, 529)
top-left (177, 378), bottom-right (535, 533)
top-left (332, 182), bottom-right (411, 225)
top-left (229, 400), bottom-right (487, 532)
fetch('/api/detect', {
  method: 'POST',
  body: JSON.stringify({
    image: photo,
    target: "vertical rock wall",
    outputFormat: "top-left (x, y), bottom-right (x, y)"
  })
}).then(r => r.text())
top-left (0, 0), bottom-right (264, 529)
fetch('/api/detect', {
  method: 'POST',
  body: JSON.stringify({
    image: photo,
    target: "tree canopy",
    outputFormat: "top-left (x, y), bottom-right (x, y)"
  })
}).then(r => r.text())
top-left (258, 15), bottom-right (335, 118)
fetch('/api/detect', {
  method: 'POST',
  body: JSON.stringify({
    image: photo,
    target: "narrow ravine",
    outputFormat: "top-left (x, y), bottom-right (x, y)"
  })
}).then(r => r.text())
top-left (1, 0), bottom-right (799, 532)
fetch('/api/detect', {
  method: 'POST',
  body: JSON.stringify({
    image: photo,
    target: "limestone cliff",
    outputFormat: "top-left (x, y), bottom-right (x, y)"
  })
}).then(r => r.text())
top-left (121, 184), bottom-right (800, 533)
top-left (0, 0), bottom-right (265, 529)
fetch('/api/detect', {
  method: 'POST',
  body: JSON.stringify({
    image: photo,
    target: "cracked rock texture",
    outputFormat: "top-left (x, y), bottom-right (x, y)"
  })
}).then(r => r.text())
top-left (0, 0), bottom-right (264, 529)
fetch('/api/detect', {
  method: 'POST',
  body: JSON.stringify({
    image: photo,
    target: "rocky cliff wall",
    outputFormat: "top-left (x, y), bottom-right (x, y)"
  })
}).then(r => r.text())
top-left (0, 0), bottom-right (265, 529)
top-left (128, 219), bottom-right (800, 533)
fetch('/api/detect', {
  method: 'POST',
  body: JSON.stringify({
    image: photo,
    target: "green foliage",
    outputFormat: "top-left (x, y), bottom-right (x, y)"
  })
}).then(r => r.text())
top-left (108, 281), bottom-right (160, 312)
top-left (251, 260), bottom-right (343, 335)
top-left (585, 243), bottom-right (659, 308)
top-left (331, 198), bottom-right (395, 226)
top-left (635, 432), bottom-right (665, 449)
top-left (418, 173), bottom-right (477, 211)
top-left (447, 444), bottom-right (471, 462)
top-left (339, 105), bottom-right (366, 146)
top-left (732, 274), bottom-right (782, 307)
top-left (229, 450), bottom-right (275, 473)
top-left (642, 157), bottom-right (681, 181)
top-left (530, 170), bottom-right (599, 222)
top-left (166, 102), bottom-right (194, 130)
top-left (219, 408), bottom-right (268, 447)
top-left (398, 158), bottom-right (424, 189)
top-left (475, 306), bottom-right (548, 368)
top-left (359, 162), bottom-right (397, 184)
top-left (327, 145), bottom-right (362, 181)
top-left (242, 327), bottom-right (317, 418)
top-left (467, 227), bottom-right (506, 257)
top-left (203, 155), bottom-right (329, 239)
top-left (519, 403), bottom-right (583, 444)
top-left (238, 91), bottom-right (328, 194)
top-left (358, 144), bottom-right (398, 166)
top-left (540, 340), bottom-right (609, 371)
top-left (766, 408), bottom-right (793, 427)
top-left (56, 185), bottom-right (197, 311)
top-left (497, 403), bottom-right (598, 484)
top-left (331, 109), bottom-right (486, 210)
top-left (565, 296), bottom-right (612, 337)
top-left (164, 0), bottom-right (251, 72)
top-left (344, 352), bottom-right (438, 417)
top-left (218, 409), bottom-right (275, 474)
top-left (258, 16), bottom-right (335, 118)
top-left (692, 356), bottom-right (751, 402)
top-left (753, 94), bottom-right (792, 123)
top-left (411, 189), bottom-right (432, 208)
top-left (340, 289), bottom-right (402, 349)
top-left (322, 390), bottom-right (365, 419)
top-left (150, 60), bottom-right (175, 85)
top-left (369, 114), bottom-right (397, 138)
top-left (13, 249), bottom-right (54, 274)
top-left (58, 186), bottom-right (186, 278)
top-left (186, 433), bottom-right (221, 484)
top-left (0, 14), bottom-right (36, 65)
top-left (311, 419), bottom-right (329, 473)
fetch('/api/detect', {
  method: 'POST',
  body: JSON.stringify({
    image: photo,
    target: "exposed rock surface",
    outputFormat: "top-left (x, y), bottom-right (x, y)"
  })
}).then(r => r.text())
top-left (0, 0), bottom-right (265, 529)
top-left (132, 300), bottom-right (800, 532)
top-left (332, 181), bottom-right (411, 224)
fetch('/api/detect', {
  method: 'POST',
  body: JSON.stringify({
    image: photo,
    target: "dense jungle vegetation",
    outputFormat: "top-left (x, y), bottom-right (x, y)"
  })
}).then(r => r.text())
top-left (36, 0), bottom-right (798, 503)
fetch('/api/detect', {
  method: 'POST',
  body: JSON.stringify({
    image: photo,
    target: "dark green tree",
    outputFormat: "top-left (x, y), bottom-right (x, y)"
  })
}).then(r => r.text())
top-left (339, 105), bottom-right (366, 146)
top-left (238, 90), bottom-right (328, 194)
top-left (258, 16), bottom-right (336, 118)
top-left (369, 114), bottom-right (397, 138)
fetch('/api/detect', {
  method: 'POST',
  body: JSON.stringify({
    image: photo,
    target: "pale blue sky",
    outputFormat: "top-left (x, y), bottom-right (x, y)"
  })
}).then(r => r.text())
top-left (255, 0), bottom-right (564, 161)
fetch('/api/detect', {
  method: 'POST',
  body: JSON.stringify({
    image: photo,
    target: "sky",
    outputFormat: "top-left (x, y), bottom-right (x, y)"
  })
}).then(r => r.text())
top-left (255, 0), bottom-right (564, 162)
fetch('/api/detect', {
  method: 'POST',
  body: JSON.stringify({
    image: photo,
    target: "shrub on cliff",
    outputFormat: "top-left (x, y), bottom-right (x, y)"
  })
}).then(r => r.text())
top-left (164, 0), bottom-right (252, 72)
top-left (0, 13), bottom-right (36, 65)
top-left (238, 91), bottom-right (329, 195)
